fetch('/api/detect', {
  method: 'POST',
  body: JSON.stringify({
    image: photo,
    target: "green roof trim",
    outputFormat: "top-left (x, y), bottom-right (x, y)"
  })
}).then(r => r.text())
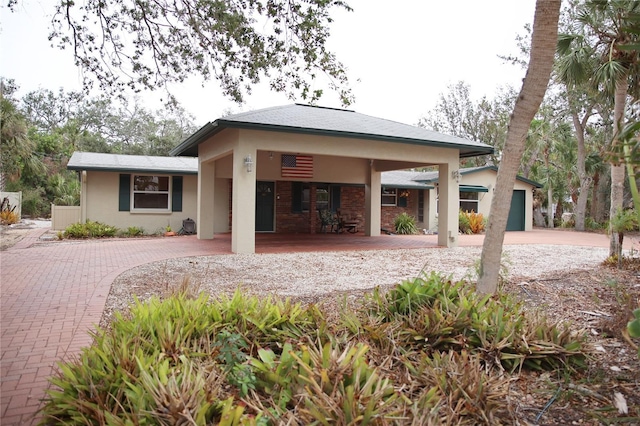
top-left (460, 185), bottom-right (489, 192)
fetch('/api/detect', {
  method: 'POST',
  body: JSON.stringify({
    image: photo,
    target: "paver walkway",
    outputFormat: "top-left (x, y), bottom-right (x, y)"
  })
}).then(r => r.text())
top-left (0, 227), bottom-right (628, 425)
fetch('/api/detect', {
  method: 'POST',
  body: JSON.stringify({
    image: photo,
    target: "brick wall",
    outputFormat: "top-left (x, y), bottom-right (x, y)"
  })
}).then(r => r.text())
top-left (231, 181), bottom-right (420, 234)
top-left (381, 190), bottom-right (419, 232)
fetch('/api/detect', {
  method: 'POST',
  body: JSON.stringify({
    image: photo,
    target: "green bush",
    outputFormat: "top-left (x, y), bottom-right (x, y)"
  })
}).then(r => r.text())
top-left (394, 212), bottom-right (418, 234)
top-left (20, 186), bottom-right (48, 217)
top-left (63, 220), bottom-right (118, 239)
top-left (122, 226), bottom-right (145, 237)
top-left (40, 278), bottom-right (589, 425)
top-left (628, 308), bottom-right (640, 359)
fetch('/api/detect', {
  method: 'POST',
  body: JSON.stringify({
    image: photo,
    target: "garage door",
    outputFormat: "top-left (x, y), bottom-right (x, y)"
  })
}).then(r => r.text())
top-left (506, 190), bottom-right (525, 231)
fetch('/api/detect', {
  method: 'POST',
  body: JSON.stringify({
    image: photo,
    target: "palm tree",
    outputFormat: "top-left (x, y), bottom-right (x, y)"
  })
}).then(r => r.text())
top-left (477, 0), bottom-right (562, 295)
top-left (559, 0), bottom-right (640, 256)
top-left (0, 89), bottom-right (42, 190)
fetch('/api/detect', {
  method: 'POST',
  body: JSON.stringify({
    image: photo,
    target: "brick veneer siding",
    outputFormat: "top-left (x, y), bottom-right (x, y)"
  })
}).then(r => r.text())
top-left (381, 190), bottom-right (419, 232)
top-left (274, 181), bottom-right (311, 233)
top-left (230, 181), bottom-right (420, 234)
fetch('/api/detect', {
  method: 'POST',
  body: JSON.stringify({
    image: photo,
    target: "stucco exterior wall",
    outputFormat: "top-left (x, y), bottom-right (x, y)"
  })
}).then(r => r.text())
top-left (459, 170), bottom-right (536, 231)
top-left (83, 171), bottom-right (198, 233)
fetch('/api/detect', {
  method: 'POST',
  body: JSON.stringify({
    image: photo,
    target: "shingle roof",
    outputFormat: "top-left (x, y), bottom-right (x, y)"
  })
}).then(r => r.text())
top-left (170, 104), bottom-right (493, 158)
top-left (67, 152), bottom-right (198, 174)
top-left (381, 170), bottom-right (434, 189)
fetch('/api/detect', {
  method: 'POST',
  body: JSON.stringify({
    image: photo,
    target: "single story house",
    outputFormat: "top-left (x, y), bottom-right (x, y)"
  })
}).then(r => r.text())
top-left (67, 153), bottom-right (199, 234)
top-left (67, 104), bottom-right (538, 254)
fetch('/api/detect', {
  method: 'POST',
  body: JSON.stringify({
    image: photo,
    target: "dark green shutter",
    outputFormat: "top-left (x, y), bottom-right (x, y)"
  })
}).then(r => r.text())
top-left (331, 186), bottom-right (341, 212)
top-left (291, 181), bottom-right (302, 213)
top-left (398, 192), bottom-right (408, 207)
top-left (172, 176), bottom-right (183, 212)
top-left (119, 174), bottom-right (131, 211)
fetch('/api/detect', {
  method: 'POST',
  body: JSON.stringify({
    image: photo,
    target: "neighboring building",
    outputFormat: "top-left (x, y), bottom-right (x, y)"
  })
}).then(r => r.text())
top-left (69, 104), bottom-right (508, 254)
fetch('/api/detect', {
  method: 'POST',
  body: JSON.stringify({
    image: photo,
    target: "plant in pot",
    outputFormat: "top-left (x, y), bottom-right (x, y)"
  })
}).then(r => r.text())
top-left (164, 225), bottom-right (176, 236)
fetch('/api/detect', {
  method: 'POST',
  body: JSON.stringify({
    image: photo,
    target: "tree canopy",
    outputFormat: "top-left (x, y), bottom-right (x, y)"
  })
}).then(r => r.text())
top-left (7, 0), bottom-right (354, 107)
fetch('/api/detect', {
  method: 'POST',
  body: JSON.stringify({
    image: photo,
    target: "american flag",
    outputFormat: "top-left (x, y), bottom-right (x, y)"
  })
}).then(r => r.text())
top-left (281, 154), bottom-right (313, 178)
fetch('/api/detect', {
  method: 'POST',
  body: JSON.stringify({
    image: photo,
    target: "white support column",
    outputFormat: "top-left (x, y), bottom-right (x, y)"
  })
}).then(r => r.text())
top-left (80, 170), bottom-right (88, 222)
top-left (365, 164), bottom-right (381, 236)
top-left (198, 160), bottom-right (215, 239)
top-left (437, 162), bottom-right (459, 248)
top-left (231, 148), bottom-right (257, 253)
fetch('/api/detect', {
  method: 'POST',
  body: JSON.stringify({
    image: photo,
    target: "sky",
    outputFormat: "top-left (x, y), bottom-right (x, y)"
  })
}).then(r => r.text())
top-left (0, 0), bottom-right (537, 127)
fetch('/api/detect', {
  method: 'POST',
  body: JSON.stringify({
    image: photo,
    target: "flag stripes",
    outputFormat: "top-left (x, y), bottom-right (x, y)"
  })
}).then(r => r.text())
top-left (281, 154), bottom-right (313, 178)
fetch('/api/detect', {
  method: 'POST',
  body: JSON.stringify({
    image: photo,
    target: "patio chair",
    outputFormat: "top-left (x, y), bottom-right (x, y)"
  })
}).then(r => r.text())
top-left (318, 208), bottom-right (338, 233)
top-left (336, 209), bottom-right (358, 234)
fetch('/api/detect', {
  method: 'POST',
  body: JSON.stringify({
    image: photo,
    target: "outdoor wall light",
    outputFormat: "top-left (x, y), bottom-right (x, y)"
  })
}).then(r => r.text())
top-left (451, 170), bottom-right (460, 183)
top-left (244, 155), bottom-right (254, 173)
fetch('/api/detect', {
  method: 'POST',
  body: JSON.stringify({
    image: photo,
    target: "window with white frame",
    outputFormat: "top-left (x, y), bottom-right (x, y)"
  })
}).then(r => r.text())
top-left (459, 191), bottom-right (479, 213)
top-left (132, 175), bottom-right (170, 210)
top-left (381, 187), bottom-right (397, 206)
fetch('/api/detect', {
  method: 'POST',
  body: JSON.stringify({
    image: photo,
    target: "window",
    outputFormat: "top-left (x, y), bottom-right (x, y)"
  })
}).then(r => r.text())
top-left (460, 191), bottom-right (479, 213)
top-left (132, 175), bottom-right (170, 210)
top-left (316, 184), bottom-right (329, 211)
top-left (381, 187), bottom-right (397, 206)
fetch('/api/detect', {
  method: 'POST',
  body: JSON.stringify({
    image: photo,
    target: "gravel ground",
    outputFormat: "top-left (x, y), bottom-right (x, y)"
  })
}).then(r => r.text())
top-left (103, 244), bottom-right (611, 324)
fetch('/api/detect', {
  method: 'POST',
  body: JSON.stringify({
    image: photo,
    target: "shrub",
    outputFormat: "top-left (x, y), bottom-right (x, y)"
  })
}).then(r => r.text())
top-left (459, 210), bottom-right (485, 234)
top-left (365, 272), bottom-right (587, 372)
top-left (20, 186), bottom-right (48, 217)
top-left (40, 279), bottom-right (590, 424)
top-left (63, 220), bottom-right (118, 239)
top-left (394, 212), bottom-right (418, 235)
top-left (122, 226), bottom-right (144, 237)
top-left (628, 308), bottom-right (640, 359)
top-left (0, 198), bottom-right (19, 224)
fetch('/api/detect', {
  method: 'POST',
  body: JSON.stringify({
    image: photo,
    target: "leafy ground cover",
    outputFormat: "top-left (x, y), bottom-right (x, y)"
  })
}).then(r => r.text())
top-left (38, 264), bottom-right (640, 425)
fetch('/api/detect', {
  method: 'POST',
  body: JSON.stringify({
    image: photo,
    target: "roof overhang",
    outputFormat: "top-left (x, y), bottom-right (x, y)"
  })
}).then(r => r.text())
top-left (170, 120), bottom-right (494, 159)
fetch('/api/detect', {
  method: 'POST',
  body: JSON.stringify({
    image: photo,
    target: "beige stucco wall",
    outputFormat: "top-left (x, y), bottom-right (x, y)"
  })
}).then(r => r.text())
top-left (460, 170), bottom-right (536, 231)
top-left (82, 171), bottom-right (198, 233)
top-left (200, 128), bottom-right (459, 175)
top-left (422, 170), bottom-right (537, 232)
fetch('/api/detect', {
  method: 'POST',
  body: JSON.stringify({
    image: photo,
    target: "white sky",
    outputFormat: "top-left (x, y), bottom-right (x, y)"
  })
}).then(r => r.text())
top-left (0, 0), bottom-right (536, 127)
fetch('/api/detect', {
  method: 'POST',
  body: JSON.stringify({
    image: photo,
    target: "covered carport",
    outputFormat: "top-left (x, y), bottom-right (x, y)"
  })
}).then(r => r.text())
top-left (170, 104), bottom-right (493, 254)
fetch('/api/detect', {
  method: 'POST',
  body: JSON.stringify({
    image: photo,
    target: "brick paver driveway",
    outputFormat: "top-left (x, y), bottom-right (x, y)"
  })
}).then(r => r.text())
top-left (0, 227), bottom-right (619, 425)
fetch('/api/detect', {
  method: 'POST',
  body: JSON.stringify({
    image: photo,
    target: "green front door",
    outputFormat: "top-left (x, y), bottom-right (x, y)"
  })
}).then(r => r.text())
top-left (506, 190), bottom-right (526, 231)
top-left (256, 181), bottom-right (275, 232)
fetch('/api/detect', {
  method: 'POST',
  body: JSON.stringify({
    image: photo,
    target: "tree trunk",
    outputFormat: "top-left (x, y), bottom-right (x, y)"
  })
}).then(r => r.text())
top-left (572, 111), bottom-right (591, 231)
top-left (590, 169), bottom-right (601, 222)
top-left (609, 75), bottom-right (627, 258)
top-left (477, 0), bottom-right (561, 295)
top-left (547, 184), bottom-right (554, 228)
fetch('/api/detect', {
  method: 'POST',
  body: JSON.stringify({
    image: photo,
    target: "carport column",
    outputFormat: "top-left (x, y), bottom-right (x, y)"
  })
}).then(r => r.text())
top-left (364, 166), bottom-right (381, 236)
top-left (231, 147), bottom-right (257, 253)
top-left (80, 170), bottom-right (87, 222)
top-left (198, 160), bottom-right (215, 239)
top-left (438, 162), bottom-right (459, 247)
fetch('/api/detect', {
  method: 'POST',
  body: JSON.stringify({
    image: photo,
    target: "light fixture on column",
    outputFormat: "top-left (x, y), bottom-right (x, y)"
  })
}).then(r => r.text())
top-left (244, 155), bottom-right (254, 173)
top-left (451, 170), bottom-right (460, 183)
